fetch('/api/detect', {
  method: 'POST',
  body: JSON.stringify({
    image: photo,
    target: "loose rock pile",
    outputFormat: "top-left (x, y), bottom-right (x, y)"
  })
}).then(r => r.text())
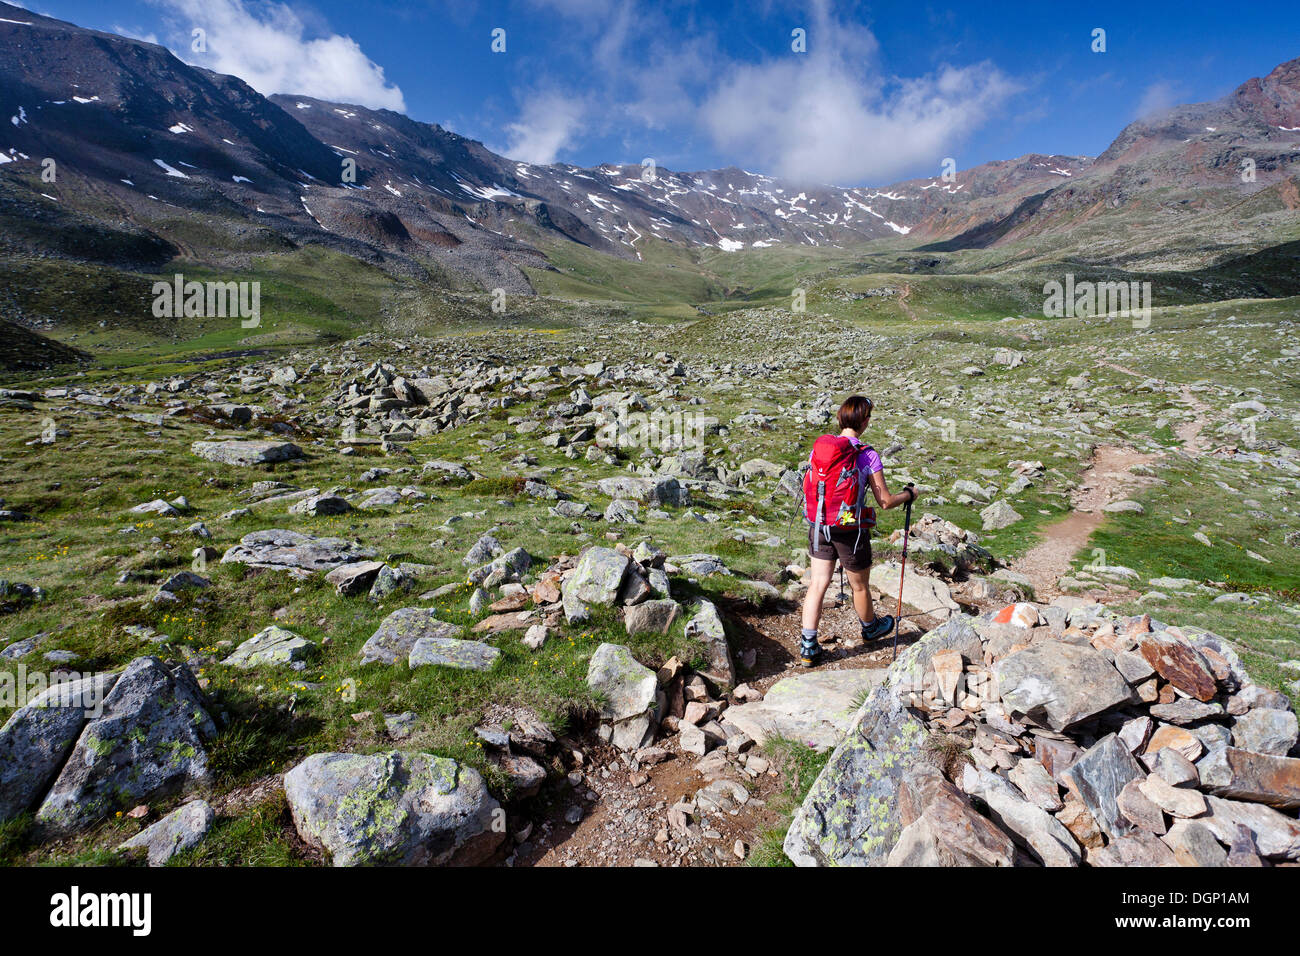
top-left (785, 602), bottom-right (1300, 866)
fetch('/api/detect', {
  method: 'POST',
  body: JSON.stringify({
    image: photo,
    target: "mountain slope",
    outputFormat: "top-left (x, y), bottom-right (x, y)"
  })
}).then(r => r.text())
top-left (2, 0), bottom-right (1298, 317)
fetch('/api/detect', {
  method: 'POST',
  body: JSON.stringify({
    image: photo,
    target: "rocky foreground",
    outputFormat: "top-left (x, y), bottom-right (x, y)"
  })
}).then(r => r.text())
top-left (1, 323), bottom-right (1297, 866)
top-left (786, 602), bottom-right (1300, 867)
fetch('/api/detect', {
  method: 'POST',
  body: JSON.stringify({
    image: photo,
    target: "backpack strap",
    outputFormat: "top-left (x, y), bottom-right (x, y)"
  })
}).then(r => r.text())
top-left (813, 479), bottom-right (826, 544)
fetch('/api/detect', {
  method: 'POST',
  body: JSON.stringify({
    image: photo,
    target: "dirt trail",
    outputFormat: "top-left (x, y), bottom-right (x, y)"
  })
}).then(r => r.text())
top-left (1099, 361), bottom-right (1213, 458)
top-left (897, 283), bottom-right (919, 321)
top-left (1010, 444), bottom-right (1159, 599)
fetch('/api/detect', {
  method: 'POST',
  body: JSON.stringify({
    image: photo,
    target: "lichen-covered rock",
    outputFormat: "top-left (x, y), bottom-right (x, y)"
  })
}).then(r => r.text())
top-left (191, 440), bottom-right (302, 466)
top-left (221, 626), bottom-right (317, 669)
top-left (408, 637), bottom-right (500, 672)
top-left (221, 529), bottom-right (376, 575)
top-left (117, 800), bottom-right (214, 866)
top-left (360, 607), bottom-right (462, 665)
top-left (586, 643), bottom-right (658, 751)
top-left (784, 685), bottom-right (936, 865)
top-left (564, 547), bottom-right (629, 607)
top-left (889, 616), bottom-right (982, 697)
top-left (36, 657), bottom-right (216, 832)
top-left (283, 751), bottom-right (504, 866)
top-left (683, 599), bottom-right (734, 687)
top-left (0, 674), bottom-right (119, 820)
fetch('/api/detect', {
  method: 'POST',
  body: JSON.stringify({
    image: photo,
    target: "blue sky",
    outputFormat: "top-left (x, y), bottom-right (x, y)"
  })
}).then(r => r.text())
top-left (15, 0), bottom-right (1299, 186)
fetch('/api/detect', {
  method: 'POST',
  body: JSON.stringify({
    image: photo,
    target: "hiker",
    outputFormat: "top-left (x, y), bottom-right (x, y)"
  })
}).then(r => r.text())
top-left (800, 395), bottom-right (915, 666)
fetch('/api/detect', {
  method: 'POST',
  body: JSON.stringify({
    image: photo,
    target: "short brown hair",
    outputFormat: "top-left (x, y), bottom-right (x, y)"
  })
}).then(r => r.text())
top-left (837, 395), bottom-right (873, 432)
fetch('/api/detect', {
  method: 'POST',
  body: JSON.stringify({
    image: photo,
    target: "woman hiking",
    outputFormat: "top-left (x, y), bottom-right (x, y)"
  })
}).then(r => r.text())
top-left (799, 395), bottom-right (915, 667)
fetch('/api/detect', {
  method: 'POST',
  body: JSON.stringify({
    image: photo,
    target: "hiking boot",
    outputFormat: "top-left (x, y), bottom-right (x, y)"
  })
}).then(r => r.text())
top-left (860, 615), bottom-right (895, 643)
top-left (799, 638), bottom-right (822, 667)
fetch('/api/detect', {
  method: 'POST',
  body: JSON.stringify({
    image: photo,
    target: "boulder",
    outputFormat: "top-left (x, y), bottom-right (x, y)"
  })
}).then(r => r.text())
top-left (992, 642), bottom-right (1134, 731)
top-left (191, 440), bottom-right (302, 466)
top-left (623, 599), bottom-right (680, 637)
top-left (1230, 708), bottom-right (1299, 756)
top-left (221, 626), bottom-right (317, 668)
top-left (869, 562), bottom-right (959, 620)
top-left (682, 599), bottom-right (735, 687)
top-left (564, 547), bottom-right (630, 607)
top-left (36, 658), bottom-right (216, 832)
top-left (117, 800), bottom-right (214, 866)
top-left (0, 674), bottom-right (119, 820)
top-left (360, 608), bottom-right (462, 665)
top-left (222, 529), bottom-right (376, 575)
top-left (325, 560), bottom-right (386, 597)
top-left (586, 643), bottom-right (658, 751)
top-left (283, 751), bottom-right (504, 866)
top-left (408, 637), bottom-right (500, 672)
top-left (783, 685), bottom-right (935, 866)
top-left (668, 553), bottom-right (730, 577)
top-left (728, 669), bottom-right (888, 752)
top-left (980, 500), bottom-right (1022, 530)
top-left (289, 494), bottom-right (352, 516)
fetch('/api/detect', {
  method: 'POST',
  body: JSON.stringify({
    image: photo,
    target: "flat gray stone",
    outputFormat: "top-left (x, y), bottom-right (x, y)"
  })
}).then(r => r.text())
top-left (222, 626), bottom-right (317, 668)
top-left (993, 641), bottom-right (1135, 731)
top-left (192, 440), bottom-right (302, 466)
top-left (117, 800), bottom-right (214, 865)
top-left (222, 529), bottom-right (376, 575)
top-left (361, 607), bottom-right (462, 665)
top-left (727, 669), bottom-right (888, 752)
top-left (408, 637), bottom-right (500, 672)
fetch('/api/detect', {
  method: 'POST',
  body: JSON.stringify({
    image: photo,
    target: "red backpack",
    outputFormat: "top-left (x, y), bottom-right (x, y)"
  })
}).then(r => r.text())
top-left (803, 435), bottom-right (875, 542)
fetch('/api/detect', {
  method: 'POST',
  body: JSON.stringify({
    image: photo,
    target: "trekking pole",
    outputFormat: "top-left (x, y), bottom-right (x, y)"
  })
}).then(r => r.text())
top-left (893, 485), bottom-right (915, 662)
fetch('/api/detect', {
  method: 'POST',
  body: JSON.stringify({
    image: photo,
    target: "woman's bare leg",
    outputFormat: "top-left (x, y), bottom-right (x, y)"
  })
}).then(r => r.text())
top-left (845, 565), bottom-right (874, 622)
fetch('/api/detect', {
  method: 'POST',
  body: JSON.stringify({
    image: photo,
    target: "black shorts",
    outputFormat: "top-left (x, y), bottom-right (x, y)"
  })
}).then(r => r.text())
top-left (809, 525), bottom-right (872, 572)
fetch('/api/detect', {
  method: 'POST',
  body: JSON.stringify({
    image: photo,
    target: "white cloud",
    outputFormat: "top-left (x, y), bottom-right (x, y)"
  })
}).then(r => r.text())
top-left (156, 0), bottom-right (404, 111)
top-left (512, 0), bottom-right (1019, 184)
top-left (703, 57), bottom-right (1018, 185)
top-left (1134, 81), bottom-right (1181, 120)
top-left (503, 88), bottom-right (587, 164)
top-left (699, 1), bottom-right (1018, 184)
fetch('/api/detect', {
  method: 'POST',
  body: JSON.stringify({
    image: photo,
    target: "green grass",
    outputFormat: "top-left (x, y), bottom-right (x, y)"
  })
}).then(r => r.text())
top-left (747, 736), bottom-right (831, 867)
